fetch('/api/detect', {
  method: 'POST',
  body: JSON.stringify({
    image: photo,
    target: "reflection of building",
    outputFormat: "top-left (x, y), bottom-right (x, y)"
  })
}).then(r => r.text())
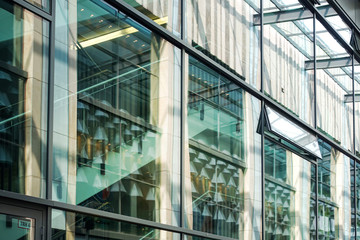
top-left (1, 0), bottom-right (360, 239)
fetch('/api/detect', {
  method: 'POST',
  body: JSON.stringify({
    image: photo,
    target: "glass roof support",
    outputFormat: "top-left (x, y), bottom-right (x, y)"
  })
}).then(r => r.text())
top-left (344, 93), bottom-right (360, 103)
top-left (305, 56), bottom-right (353, 69)
top-left (299, 0), bottom-right (360, 61)
top-left (254, 4), bottom-right (336, 25)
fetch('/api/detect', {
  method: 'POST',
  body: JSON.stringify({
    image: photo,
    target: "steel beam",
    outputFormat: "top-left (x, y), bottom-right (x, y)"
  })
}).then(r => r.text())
top-left (254, 5), bottom-right (336, 25)
top-left (305, 57), bottom-right (356, 70)
top-left (344, 93), bottom-right (360, 103)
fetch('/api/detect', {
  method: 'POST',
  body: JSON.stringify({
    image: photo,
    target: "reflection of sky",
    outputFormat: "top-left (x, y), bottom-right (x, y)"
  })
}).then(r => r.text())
top-left (256, 0), bottom-right (353, 94)
top-left (267, 0), bottom-right (354, 92)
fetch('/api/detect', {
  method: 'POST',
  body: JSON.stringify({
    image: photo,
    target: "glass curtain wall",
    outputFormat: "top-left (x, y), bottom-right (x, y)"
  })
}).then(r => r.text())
top-left (184, 56), bottom-right (262, 239)
top-left (2, 0), bottom-right (360, 239)
top-left (52, 0), bottom-right (181, 229)
top-left (0, 0), bottom-right (49, 198)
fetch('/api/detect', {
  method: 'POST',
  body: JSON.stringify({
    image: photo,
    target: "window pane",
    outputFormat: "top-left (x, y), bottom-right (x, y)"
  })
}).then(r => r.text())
top-left (185, 56), bottom-right (262, 239)
top-left (186, 0), bottom-right (261, 89)
top-left (264, 138), bottom-right (316, 239)
top-left (316, 19), bottom-right (353, 151)
top-left (318, 139), bottom-right (352, 239)
top-left (0, 0), bottom-right (49, 198)
top-left (263, 0), bottom-right (315, 126)
top-left (25, 0), bottom-right (50, 12)
top-left (52, 0), bottom-right (181, 226)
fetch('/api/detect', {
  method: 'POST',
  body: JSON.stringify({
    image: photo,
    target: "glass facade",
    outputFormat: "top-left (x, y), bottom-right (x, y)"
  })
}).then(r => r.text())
top-left (1, 0), bottom-right (360, 239)
top-left (52, 0), bottom-right (181, 226)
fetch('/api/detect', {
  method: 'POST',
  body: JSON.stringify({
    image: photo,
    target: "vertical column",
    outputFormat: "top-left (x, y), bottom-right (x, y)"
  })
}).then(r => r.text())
top-left (22, 7), bottom-right (47, 198)
top-left (183, 54), bottom-right (194, 230)
top-left (150, 35), bottom-right (180, 238)
top-left (335, 151), bottom-right (352, 238)
top-left (243, 96), bottom-right (262, 239)
top-left (66, 0), bottom-right (78, 206)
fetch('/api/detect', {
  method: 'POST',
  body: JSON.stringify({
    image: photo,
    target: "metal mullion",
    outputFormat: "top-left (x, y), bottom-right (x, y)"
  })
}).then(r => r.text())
top-left (313, 15), bottom-right (318, 240)
top-left (353, 54), bottom-right (356, 159)
top-left (11, 0), bottom-right (53, 21)
top-left (180, 48), bottom-right (185, 229)
top-left (45, 0), bottom-right (56, 237)
top-left (260, 0), bottom-right (265, 239)
top-left (181, 0), bottom-right (185, 41)
top-left (355, 161), bottom-right (358, 240)
top-left (46, 206), bottom-right (52, 240)
top-left (313, 14), bottom-right (319, 240)
top-left (261, 100), bottom-right (265, 240)
top-left (315, 163), bottom-right (319, 240)
top-left (46, 0), bottom-right (55, 203)
top-left (313, 12), bottom-right (317, 130)
top-left (353, 54), bottom-right (357, 239)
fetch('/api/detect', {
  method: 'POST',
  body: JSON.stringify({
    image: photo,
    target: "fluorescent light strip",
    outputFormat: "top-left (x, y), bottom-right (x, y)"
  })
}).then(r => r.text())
top-left (80, 17), bottom-right (168, 48)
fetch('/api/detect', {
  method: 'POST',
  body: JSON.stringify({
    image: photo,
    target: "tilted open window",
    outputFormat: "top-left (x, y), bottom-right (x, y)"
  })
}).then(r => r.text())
top-left (261, 106), bottom-right (322, 159)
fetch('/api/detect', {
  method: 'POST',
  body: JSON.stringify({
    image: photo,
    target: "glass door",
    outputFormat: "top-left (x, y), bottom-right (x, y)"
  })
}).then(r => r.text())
top-left (0, 202), bottom-right (44, 240)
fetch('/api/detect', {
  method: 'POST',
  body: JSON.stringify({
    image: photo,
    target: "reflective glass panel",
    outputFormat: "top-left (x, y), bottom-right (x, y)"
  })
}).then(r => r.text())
top-left (263, 0), bottom-right (315, 126)
top-left (318, 139), bottom-right (352, 238)
top-left (316, 1), bottom-right (352, 44)
top-left (351, 159), bottom-right (356, 239)
top-left (316, 20), bottom-right (353, 151)
top-left (185, 56), bottom-right (262, 239)
top-left (185, 0), bottom-right (261, 89)
top-left (51, 209), bottom-right (180, 239)
top-left (25, 0), bottom-right (50, 12)
top-left (0, 0), bottom-right (49, 198)
top-left (264, 138), bottom-right (316, 239)
top-left (123, 0), bottom-right (181, 35)
top-left (52, 0), bottom-right (181, 226)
